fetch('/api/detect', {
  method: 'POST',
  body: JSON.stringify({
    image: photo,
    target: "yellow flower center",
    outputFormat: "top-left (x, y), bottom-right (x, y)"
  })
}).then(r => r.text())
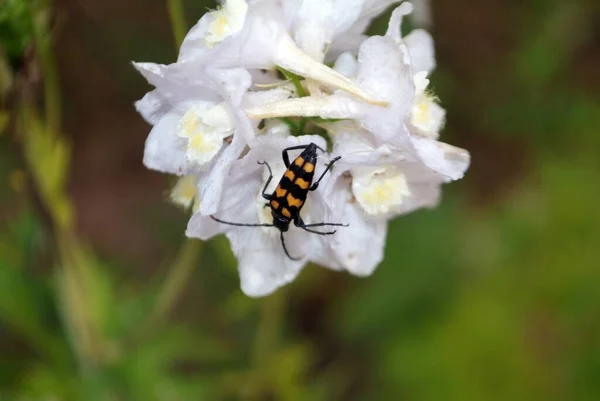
top-left (352, 166), bottom-right (411, 216)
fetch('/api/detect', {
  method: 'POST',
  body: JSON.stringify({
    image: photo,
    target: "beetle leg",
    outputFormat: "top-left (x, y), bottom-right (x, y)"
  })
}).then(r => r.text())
top-left (309, 156), bottom-right (341, 191)
top-left (281, 145), bottom-right (310, 168)
top-left (258, 161), bottom-right (274, 200)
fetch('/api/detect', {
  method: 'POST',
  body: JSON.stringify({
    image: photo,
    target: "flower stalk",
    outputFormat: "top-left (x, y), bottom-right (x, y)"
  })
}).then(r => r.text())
top-left (146, 239), bottom-right (203, 328)
top-left (244, 289), bottom-right (286, 400)
top-left (166, 0), bottom-right (187, 47)
top-left (132, 0), bottom-right (204, 334)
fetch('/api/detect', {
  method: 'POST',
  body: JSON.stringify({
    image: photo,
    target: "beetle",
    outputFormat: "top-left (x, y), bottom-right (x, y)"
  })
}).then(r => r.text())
top-left (211, 142), bottom-right (347, 260)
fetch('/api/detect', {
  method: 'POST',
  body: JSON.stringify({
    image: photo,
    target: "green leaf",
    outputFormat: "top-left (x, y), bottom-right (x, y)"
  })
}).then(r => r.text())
top-left (0, 260), bottom-right (71, 369)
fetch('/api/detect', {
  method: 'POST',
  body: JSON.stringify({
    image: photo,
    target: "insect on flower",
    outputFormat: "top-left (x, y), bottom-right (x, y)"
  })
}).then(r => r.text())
top-left (211, 143), bottom-right (348, 260)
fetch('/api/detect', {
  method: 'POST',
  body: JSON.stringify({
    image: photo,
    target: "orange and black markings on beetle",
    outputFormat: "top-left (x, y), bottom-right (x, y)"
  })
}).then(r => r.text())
top-left (211, 143), bottom-right (348, 260)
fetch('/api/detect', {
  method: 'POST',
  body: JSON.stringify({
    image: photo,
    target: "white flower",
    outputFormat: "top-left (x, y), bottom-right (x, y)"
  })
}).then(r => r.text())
top-left (135, 63), bottom-right (250, 173)
top-left (245, 4), bottom-right (417, 145)
top-left (410, 71), bottom-right (445, 137)
top-left (321, 127), bottom-right (468, 274)
top-left (177, 0), bottom-right (387, 106)
top-left (326, 0), bottom-right (414, 60)
top-left (285, 0), bottom-right (367, 62)
top-left (134, 63), bottom-right (293, 215)
top-left (170, 175), bottom-right (201, 211)
top-left (135, 0), bottom-right (471, 296)
top-left (246, 3), bottom-right (435, 138)
top-left (246, 3), bottom-right (465, 181)
top-left (186, 131), bottom-right (338, 297)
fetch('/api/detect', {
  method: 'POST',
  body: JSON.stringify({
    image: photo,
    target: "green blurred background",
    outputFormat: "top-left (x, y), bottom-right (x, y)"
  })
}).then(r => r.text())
top-left (1, 0), bottom-right (600, 400)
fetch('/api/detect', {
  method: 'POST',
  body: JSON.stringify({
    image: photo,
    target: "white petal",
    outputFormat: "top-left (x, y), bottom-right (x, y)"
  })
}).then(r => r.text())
top-left (133, 61), bottom-right (222, 106)
top-left (362, 0), bottom-right (402, 20)
top-left (404, 29), bottom-right (436, 74)
top-left (206, 67), bottom-right (252, 105)
top-left (327, 33), bottom-right (367, 61)
top-left (178, 1), bottom-right (283, 68)
top-left (143, 110), bottom-right (194, 175)
top-left (356, 35), bottom-right (413, 109)
top-left (291, 0), bottom-right (366, 61)
top-left (198, 133), bottom-right (246, 216)
top-left (178, 0), bottom-right (249, 61)
top-left (334, 52), bottom-right (359, 78)
top-left (333, 200), bottom-right (387, 275)
top-left (332, 130), bottom-right (410, 170)
top-left (335, 0), bottom-right (400, 41)
top-left (133, 62), bottom-right (168, 87)
top-left (386, 2), bottom-right (414, 42)
top-left (186, 155), bottom-right (262, 239)
top-left (135, 89), bottom-right (170, 125)
top-left (411, 137), bottom-right (470, 181)
top-left (396, 181), bottom-right (441, 214)
top-left (228, 228), bottom-right (308, 297)
top-left (321, 174), bottom-right (386, 274)
top-left (133, 62), bottom-right (215, 95)
top-left (355, 35), bottom-right (415, 144)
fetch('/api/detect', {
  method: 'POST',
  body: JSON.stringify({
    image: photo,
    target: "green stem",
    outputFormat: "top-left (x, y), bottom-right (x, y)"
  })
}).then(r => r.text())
top-left (149, 239), bottom-right (202, 327)
top-left (244, 290), bottom-right (286, 400)
top-left (30, 4), bottom-right (61, 135)
top-left (166, 0), bottom-right (187, 48)
top-left (142, 0), bottom-right (196, 330)
top-left (276, 67), bottom-right (308, 98)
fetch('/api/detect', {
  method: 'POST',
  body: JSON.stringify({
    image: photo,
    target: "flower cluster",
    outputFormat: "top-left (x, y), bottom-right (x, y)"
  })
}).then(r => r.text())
top-left (134, 0), bottom-right (470, 297)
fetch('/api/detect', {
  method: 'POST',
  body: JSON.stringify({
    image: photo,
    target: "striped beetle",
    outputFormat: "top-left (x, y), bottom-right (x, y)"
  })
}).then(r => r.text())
top-left (211, 143), bottom-right (347, 260)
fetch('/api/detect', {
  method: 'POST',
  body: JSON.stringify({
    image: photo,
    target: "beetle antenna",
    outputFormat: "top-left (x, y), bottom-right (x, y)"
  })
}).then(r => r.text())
top-left (280, 231), bottom-right (302, 261)
top-left (211, 216), bottom-right (274, 227)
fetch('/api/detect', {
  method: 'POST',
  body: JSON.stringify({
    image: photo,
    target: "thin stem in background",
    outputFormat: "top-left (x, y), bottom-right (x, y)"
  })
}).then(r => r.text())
top-left (148, 239), bottom-right (203, 328)
top-left (30, 5), bottom-right (62, 136)
top-left (243, 290), bottom-right (287, 400)
top-left (166, 0), bottom-right (187, 48)
top-left (138, 1), bottom-right (201, 333)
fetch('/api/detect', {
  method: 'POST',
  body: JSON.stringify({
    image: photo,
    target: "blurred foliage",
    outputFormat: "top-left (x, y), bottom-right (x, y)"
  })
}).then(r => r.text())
top-left (1, 0), bottom-right (600, 400)
top-left (0, 0), bottom-right (34, 66)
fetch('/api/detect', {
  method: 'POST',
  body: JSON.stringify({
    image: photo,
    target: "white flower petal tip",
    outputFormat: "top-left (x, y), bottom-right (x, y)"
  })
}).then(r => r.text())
top-left (387, 2), bottom-right (415, 39)
top-left (275, 39), bottom-right (388, 107)
top-left (132, 62), bottom-right (164, 78)
top-left (239, 270), bottom-right (293, 298)
top-left (441, 143), bottom-right (471, 179)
